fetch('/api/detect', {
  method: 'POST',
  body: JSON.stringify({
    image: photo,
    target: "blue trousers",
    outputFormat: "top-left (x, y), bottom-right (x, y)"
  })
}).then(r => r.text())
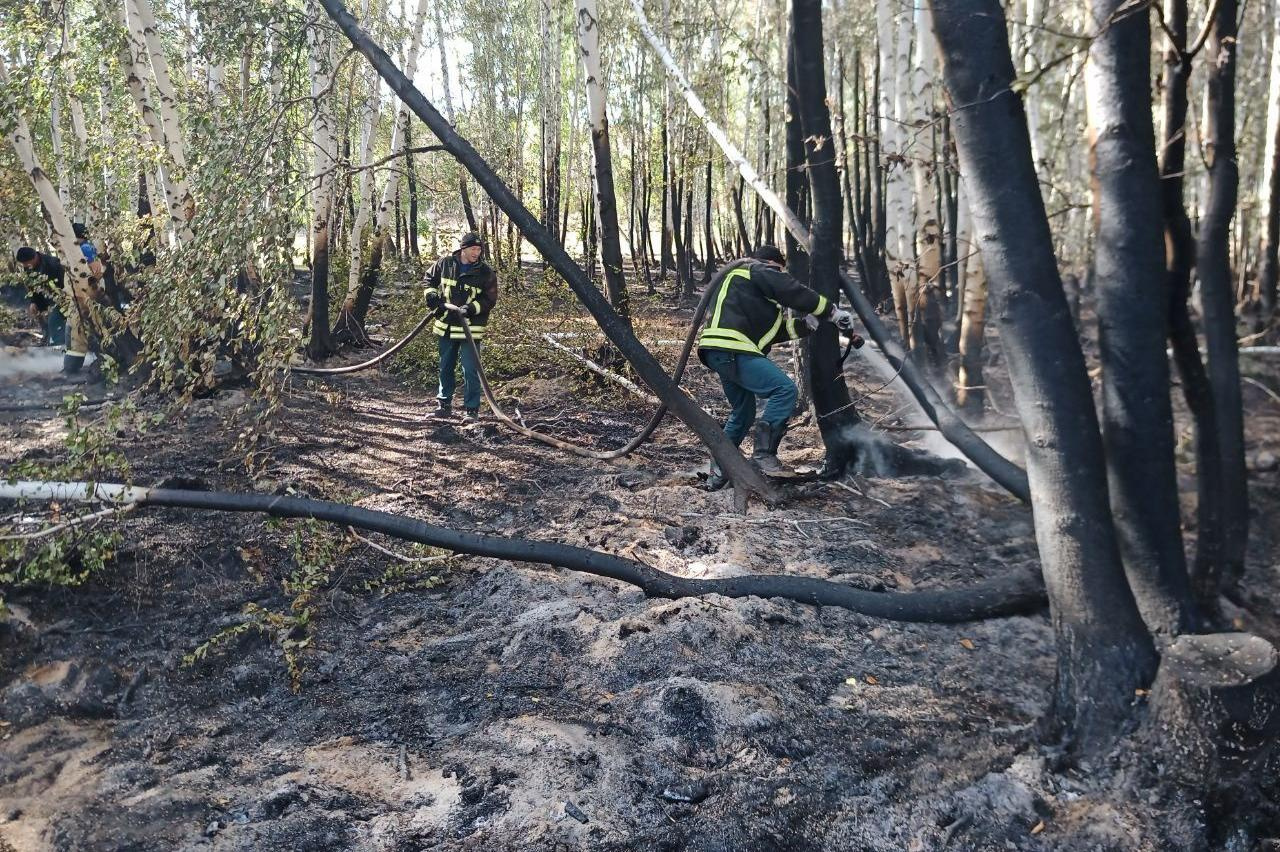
top-left (703, 350), bottom-right (798, 444)
top-left (437, 336), bottom-right (482, 409)
top-left (45, 306), bottom-right (66, 347)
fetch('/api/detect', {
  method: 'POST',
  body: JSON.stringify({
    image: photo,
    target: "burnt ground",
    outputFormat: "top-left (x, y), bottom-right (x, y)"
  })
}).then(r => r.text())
top-left (0, 301), bottom-right (1278, 852)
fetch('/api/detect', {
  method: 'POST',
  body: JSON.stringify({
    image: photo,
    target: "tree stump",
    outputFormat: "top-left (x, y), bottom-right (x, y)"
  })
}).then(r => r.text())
top-left (1145, 633), bottom-right (1279, 812)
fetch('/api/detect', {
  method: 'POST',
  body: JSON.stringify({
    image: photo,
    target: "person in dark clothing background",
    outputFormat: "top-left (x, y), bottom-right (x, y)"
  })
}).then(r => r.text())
top-left (15, 246), bottom-right (66, 347)
top-left (697, 244), bottom-right (861, 487)
top-left (424, 232), bottom-right (499, 419)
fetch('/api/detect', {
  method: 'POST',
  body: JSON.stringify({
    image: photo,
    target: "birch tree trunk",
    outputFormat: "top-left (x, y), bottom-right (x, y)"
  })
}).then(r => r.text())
top-left (336, 58), bottom-right (382, 342)
top-left (127, 0), bottom-right (194, 224)
top-left (540, 0), bottom-right (562, 243)
top-left (1021, 0), bottom-right (1045, 167)
top-left (129, 0), bottom-right (186, 171)
top-left (433, 2), bottom-right (478, 233)
top-left (955, 206), bottom-right (987, 415)
top-left (307, 1), bottom-right (338, 360)
top-left (337, 0), bottom-right (429, 337)
top-left (2, 59), bottom-right (113, 363)
top-left (907, 0), bottom-right (945, 368)
top-left (877, 0), bottom-right (912, 340)
top-left (107, 0), bottom-right (192, 245)
top-left (791, 0), bottom-right (865, 475)
top-left (575, 0), bottom-right (630, 322)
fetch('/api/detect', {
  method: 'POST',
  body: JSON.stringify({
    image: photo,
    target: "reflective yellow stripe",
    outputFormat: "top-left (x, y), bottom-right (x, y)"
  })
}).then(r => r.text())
top-left (785, 317), bottom-right (799, 339)
top-left (757, 311), bottom-right (785, 349)
top-left (709, 267), bottom-right (751, 329)
top-left (698, 326), bottom-right (763, 354)
top-left (433, 320), bottom-right (486, 339)
top-left (697, 334), bottom-right (762, 354)
top-left (813, 294), bottom-right (828, 316)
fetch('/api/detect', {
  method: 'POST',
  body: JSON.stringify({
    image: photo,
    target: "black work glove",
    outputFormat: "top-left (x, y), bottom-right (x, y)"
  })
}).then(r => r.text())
top-left (849, 334), bottom-right (865, 349)
top-left (462, 303), bottom-right (479, 318)
top-left (425, 291), bottom-right (443, 310)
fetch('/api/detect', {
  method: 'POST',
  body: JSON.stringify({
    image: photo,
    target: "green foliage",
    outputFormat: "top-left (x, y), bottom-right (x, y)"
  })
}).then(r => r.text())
top-left (361, 548), bottom-right (448, 597)
top-left (183, 518), bottom-right (347, 691)
top-left (0, 528), bottom-right (123, 616)
top-left (181, 517), bottom-right (455, 691)
top-left (374, 259), bottom-right (585, 391)
top-left (1, 395), bottom-right (136, 612)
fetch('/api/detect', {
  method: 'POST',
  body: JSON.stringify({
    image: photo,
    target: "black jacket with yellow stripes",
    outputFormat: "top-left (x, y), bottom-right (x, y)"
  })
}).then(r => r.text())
top-left (696, 258), bottom-right (833, 363)
top-left (424, 252), bottom-right (499, 340)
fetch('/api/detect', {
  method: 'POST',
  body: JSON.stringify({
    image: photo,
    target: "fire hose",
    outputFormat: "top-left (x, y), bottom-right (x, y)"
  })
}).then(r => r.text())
top-left (291, 288), bottom-right (863, 463)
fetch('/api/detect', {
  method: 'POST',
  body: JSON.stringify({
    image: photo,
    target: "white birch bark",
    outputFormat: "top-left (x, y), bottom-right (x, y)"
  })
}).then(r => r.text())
top-left (108, 0), bottom-right (192, 244)
top-left (1022, 0), bottom-right (1045, 167)
top-left (876, 0), bottom-right (911, 335)
top-left (345, 0), bottom-right (383, 298)
top-left (128, 0), bottom-right (188, 174)
top-left (628, 0), bottom-right (810, 249)
top-left (308, 0), bottom-right (337, 264)
top-left (2, 59), bottom-right (99, 356)
top-left (910, 0), bottom-right (939, 289)
top-left (364, 0), bottom-right (429, 273)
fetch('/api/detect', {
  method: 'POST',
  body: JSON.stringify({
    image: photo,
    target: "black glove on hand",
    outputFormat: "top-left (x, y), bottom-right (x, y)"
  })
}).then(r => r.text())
top-left (425, 292), bottom-right (443, 310)
top-left (849, 334), bottom-right (865, 349)
top-left (463, 303), bottom-right (479, 318)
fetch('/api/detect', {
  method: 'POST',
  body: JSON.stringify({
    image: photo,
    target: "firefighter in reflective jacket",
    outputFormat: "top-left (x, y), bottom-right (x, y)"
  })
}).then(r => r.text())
top-left (424, 232), bottom-right (498, 418)
top-left (698, 245), bottom-right (858, 487)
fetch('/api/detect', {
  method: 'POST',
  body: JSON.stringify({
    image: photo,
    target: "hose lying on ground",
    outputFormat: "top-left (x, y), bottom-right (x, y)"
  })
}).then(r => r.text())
top-left (1, 480), bottom-right (1047, 623)
top-left (290, 283), bottom-right (719, 462)
top-left (290, 312), bottom-right (436, 376)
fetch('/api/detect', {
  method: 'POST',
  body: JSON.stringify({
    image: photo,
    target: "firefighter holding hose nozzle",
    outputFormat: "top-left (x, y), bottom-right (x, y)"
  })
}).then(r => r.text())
top-left (698, 244), bottom-right (862, 490)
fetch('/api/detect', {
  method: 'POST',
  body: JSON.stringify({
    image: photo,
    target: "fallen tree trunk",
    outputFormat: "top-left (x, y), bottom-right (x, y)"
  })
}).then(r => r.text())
top-left (317, 0), bottom-right (772, 509)
top-left (1, 481), bottom-right (1047, 623)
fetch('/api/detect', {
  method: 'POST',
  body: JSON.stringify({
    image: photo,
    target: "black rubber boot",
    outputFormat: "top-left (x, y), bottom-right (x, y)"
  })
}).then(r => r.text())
top-left (752, 420), bottom-right (794, 477)
top-left (433, 399), bottom-right (453, 418)
top-left (464, 407), bottom-right (480, 420)
top-left (706, 436), bottom-right (744, 492)
top-left (62, 353), bottom-right (85, 374)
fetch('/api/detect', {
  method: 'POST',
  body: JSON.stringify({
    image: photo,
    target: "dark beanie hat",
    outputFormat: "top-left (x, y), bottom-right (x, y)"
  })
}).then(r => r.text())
top-left (460, 232), bottom-right (485, 249)
top-left (752, 244), bottom-right (785, 265)
top-left (15, 246), bottom-right (37, 264)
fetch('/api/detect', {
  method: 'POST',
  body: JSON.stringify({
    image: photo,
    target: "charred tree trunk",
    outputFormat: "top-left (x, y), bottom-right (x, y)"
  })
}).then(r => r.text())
top-left (1262, 12), bottom-right (1280, 317)
top-left (320, 0), bottom-right (775, 506)
top-left (1085, 0), bottom-right (1195, 637)
top-left (1195, 0), bottom-right (1249, 604)
top-left (702, 156), bottom-right (715, 283)
top-left (575, 0), bottom-right (630, 323)
top-left (789, 3), bottom-right (864, 473)
top-left (1143, 633), bottom-right (1280, 843)
top-left (928, 0), bottom-right (1157, 756)
top-left (1160, 0), bottom-right (1225, 602)
top-left (682, 185), bottom-right (695, 297)
top-left (406, 128), bottom-right (420, 256)
top-left (660, 121), bottom-right (674, 274)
